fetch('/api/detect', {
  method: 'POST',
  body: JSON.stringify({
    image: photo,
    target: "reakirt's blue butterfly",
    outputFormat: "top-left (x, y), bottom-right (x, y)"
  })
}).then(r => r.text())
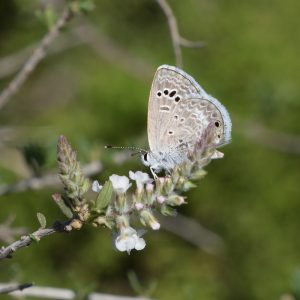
top-left (141, 65), bottom-right (232, 173)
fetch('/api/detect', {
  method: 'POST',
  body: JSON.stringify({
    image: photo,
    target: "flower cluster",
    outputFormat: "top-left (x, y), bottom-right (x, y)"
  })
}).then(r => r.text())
top-left (55, 126), bottom-right (224, 254)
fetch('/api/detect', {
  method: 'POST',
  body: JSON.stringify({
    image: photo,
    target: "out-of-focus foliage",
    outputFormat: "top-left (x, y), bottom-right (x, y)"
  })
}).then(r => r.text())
top-left (0, 0), bottom-right (300, 299)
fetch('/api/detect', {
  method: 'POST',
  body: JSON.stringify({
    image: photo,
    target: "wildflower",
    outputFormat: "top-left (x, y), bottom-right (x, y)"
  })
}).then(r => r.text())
top-left (129, 171), bottom-right (153, 190)
top-left (92, 180), bottom-right (102, 192)
top-left (166, 195), bottom-right (185, 206)
top-left (109, 174), bottom-right (131, 194)
top-left (115, 227), bottom-right (146, 253)
top-left (135, 202), bottom-right (144, 211)
top-left (140, 210), bottom-right (160, 230)
top-left (157, 195), bottom-right (166, 204)
top-left (146, 183), bottom-right (154, 193)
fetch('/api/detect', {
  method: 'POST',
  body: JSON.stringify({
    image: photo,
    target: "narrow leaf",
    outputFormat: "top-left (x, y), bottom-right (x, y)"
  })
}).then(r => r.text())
top-left (37, 212), bottom-right (47, 229)
top-left (52, 193), bottom-right (73, 218)
top-left (94, 181), bottom-right (113, 212)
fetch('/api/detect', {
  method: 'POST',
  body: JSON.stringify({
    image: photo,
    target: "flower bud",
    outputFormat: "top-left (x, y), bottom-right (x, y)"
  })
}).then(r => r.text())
top-left (166, 195), bottom-right (186, 206)
top-left (163, 177), bottom-right (174, 194)
top-left (70, 219), bottom-right (83, 230)
top-left (157, 195), bottom-right (166, 204)
top-left (140, 210), bottom-right (160, 230)
top-left (135, 202), bottom-right (144, 211)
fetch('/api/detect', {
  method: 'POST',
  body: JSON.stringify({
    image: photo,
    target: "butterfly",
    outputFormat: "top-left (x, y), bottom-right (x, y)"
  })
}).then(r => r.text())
top-left (141, 65), bottom-right (232, 174)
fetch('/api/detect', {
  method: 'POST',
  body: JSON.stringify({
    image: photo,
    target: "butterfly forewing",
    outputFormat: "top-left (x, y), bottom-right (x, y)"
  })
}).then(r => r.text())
top-left (147, 65), bottom-right (231, 156)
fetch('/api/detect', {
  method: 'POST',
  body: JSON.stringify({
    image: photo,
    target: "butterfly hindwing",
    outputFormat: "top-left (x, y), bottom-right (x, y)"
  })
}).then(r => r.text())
top-left (147, 65), bottom-right (231, 156)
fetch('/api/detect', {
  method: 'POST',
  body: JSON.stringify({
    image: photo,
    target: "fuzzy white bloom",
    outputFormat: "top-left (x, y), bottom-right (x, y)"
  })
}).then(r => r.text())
top-left (150, 220), bottom-right (161, 230)
top-left (157, 195), bottom-right (165, 204)
top-left (109, 174), bottom-right (132, 194)
top-left (140, 210), bottom-right (161, 230)
top-left (115, 227), bottom-right (146, 253)
top-left (129, 171), bottom-right (153, 190)
top-left (92, 180), bottom-right (102, 193)
top-left (146, 183), bottom-right (154, 193)
top-left (135, 202), bottom-right (144, 211)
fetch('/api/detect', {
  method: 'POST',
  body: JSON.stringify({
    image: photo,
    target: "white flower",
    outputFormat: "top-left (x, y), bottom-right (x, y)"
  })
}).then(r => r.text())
top-left (150, 220), bottom-right (160, 230)
top-left (115, 227), bottom-right (146, 253)
top-left (157, 195), bottom-right (165, 204)
top-left (135, 202), bottom-right (144, 210)
top-left (129, 171), bottom-right (153, 190)
top-left (109, 174), bottom-right (132, 194)
top-left (146, 183), bottom-right (154, 193)
top-left (92, 180), bottom-right (102, 192)
top-left (140, 210), bottom-right (161, 230)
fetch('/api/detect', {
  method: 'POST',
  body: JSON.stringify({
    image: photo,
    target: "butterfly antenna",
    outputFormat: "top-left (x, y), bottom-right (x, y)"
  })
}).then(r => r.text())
top-left (105, 145), bottom-right (148, 155)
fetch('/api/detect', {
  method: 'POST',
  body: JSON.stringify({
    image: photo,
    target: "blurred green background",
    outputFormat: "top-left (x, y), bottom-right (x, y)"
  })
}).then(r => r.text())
top-left (0, 0), bottom-right (300, 299)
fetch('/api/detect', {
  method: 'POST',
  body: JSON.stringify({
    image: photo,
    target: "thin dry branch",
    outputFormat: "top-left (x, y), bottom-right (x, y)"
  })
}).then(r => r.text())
top-left (158, 213), bottom-right (224, 254)
top-left (72, 22), bottom-right (154, 80)
top-left (0, 283), bottom-right (32, 294)
top-left (0, 283), bottom-right (151, 299)
top-left (0, 220), bottom-right (71, 260)
top-left (0, 6), bottom-right (73, 110)
top-left (0, 33), bottom-right (85, 80)
top-left (155, 0), bottom-right (205, 67)
top-left (0, 160), bottom-right (102, 196)
top-left (0, 215), bottom-right (26, 244)
top-left (238, 119), bottom-right (300, 155)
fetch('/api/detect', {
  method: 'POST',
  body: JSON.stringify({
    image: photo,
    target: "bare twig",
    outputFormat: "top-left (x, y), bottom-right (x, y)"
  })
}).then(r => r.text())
top-left (155, 0), bottom-right (204, 67)
top-left (0, 283), bottom-right (151, 299)
top-left (0, 160), bottom-right (102, 196)
top-left (0, 215), bottom-right (26, 244)
top-left (0, 220), bottom-right (71, 260)
top-left (0, 6), bottom-right (73, 110)
top-left (0, 283), bottom-right (32, 294)
top-left (237, 118), bottom-right (300, 155)
top-left (72, 22), bottom-right (154, 81)
top-left (158, 213), bottom-right (224, 254)
top-left (0, 33), bottom-right (85, 80)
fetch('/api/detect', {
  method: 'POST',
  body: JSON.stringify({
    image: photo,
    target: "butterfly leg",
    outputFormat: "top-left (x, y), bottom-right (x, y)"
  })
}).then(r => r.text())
top-left (150, 167), bottom-right (158, 180)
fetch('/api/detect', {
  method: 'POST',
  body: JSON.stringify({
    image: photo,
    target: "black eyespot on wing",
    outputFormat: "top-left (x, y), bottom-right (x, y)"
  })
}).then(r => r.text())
top-left (175, 96), bottom-right (180, 102)
top-left (215, 121), bottom-right (220, 127)
top-left (143, 153), bottom-right (148, 161)
top-left (174, 115), bottom-right (178, 119)
top-left (164, 89), bottom-right (169, 95)
top-left (157, 91), bottom-right (162, 97)
top-left (169, 90), bottom-right (176, 97)
top-left (168, 131), bottom-right (173, 135)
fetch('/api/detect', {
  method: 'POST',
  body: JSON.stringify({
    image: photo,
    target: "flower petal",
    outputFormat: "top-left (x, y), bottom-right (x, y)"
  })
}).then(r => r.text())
top-left (92, 180), bottom-right (102, 192)
top-left (135, 237), bottom-right (146, 250)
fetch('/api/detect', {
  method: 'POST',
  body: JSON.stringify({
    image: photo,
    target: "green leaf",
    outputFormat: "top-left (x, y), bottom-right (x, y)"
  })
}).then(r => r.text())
top-left (93, 181), bottom-right (113, 212)
top-left (79, 0), bottom-right (95, 13)
top-left (44, 7), bottom-right (57, 30)
top-left (37, 212), bottom-right (47, 229)
top-left (52, 193), bottom-right (73, 218)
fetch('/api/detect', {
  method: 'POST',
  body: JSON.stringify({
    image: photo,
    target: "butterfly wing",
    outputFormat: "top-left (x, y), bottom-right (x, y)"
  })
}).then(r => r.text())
top-left (147, 65), bottom-right (232, 155)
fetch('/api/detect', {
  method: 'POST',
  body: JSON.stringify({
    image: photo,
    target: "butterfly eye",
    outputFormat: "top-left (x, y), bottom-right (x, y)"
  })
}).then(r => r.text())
top-left (143, 153), bottom-right (148, 162)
